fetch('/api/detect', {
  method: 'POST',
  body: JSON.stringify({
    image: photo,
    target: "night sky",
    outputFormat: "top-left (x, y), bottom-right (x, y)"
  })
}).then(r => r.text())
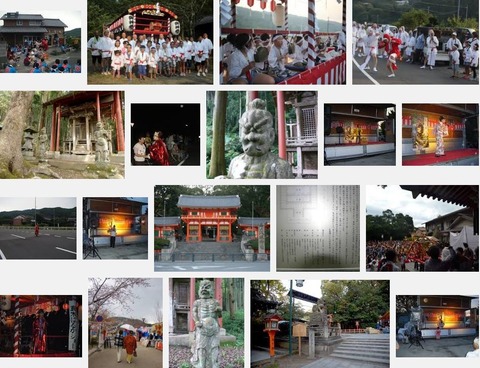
top-left (130, 103), bottom-right (200, 142)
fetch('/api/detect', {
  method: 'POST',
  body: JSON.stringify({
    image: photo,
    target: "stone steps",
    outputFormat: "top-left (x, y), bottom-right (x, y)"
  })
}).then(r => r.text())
top-left (330, 336), bottom-right (390, 365)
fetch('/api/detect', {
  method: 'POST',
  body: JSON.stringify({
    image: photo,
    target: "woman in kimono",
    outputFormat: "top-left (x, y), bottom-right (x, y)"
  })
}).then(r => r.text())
top-left (435, 116), bottom-right (447, 157)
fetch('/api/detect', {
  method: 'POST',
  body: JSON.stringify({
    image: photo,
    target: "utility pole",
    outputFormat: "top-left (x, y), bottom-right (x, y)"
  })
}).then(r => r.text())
top-left (457, 0), bottom-right (460, 18)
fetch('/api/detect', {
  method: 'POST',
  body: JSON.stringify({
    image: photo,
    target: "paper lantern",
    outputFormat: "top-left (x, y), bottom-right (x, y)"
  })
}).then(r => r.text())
top-left (270, 0), bottom-right (276, 12)
top-left (247, 0), bottom-right (255, 7)
top-left (260, 0), bottom-right (267, 10)
top-left (63, 302), bottom-right (69, 311)
top-left (272, 4), bottom-right (285, 27)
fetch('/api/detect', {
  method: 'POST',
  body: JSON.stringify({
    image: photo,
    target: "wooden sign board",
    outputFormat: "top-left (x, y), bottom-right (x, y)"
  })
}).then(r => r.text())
top-left (293, 323), bottom-right (307, 337)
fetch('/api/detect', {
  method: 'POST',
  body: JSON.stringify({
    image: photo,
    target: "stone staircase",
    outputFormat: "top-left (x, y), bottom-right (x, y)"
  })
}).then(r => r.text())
top-left (330, 334), bottom-right (390, 365)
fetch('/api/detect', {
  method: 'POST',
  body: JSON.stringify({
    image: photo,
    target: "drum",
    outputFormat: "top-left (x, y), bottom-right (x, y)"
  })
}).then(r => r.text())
top-left (254, 46), bottom-right (269, 62)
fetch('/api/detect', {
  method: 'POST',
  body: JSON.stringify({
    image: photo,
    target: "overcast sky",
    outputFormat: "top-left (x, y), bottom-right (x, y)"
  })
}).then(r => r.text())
top-left (0, 10), bottom-right (81, 31)
top-left (93, 278), bottom-right (163, 325)
top-left (366, 185), bottom-right (465, 227)
top-left (0, 197), bottom-right (76, 212)
top-left (281, 279), bottom-right (322, 311)
top-left (237, 0), bottom-right (343, 22)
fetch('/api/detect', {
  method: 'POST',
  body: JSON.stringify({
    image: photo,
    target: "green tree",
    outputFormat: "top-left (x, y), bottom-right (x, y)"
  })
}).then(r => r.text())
top-left (397, 8), bottom-right (432, 30)
top-left (322, 280), bottom-right (389, 329)
top-left (444, 16), bottom-right (479, 29)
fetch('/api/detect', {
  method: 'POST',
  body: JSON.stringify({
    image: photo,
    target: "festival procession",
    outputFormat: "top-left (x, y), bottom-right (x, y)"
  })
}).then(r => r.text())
top-left (352, 1), bottom-right (478, 84)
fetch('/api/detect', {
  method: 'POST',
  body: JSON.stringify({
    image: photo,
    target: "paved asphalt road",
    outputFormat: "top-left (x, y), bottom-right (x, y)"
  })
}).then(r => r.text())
top-left (352, 54), bottom-right (478, 85)
top-left (154, 260), bottom-right (270, 272)
top-left (0, 228), bottom-right (76, 260)
top-left (89, 345), bottom-right (162, 368)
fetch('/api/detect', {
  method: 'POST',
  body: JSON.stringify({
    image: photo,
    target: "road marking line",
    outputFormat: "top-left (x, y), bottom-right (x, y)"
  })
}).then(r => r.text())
top-left (66, 237), bottom-right (76, 240)
top-left (353, 58), bottom-right (380, 85)
top-left (45, 234), bottom-right (51, 236)
top-left (54, 235), bottom-right (61, 238)
top-left (55, 247), bottom-right (76, 255)
top-left (10, 234), bottom-right (26, 239)
top-left (0, 249), bottom-right (6, 260)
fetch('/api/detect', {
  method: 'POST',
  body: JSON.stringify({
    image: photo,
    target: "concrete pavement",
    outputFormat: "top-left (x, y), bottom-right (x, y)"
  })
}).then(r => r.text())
top-left (154, 260), bottom-right (270, 272)
top-left (83, 242), bottom-right (148, 260)
top-left (396, 335), bottom-right (475, 357)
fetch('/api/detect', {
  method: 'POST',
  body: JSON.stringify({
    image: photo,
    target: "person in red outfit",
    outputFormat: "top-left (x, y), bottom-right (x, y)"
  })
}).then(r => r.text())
top-left (149, 131), bottom-right (170, 165)
top-left (382, 34), bottom-right (402, 77)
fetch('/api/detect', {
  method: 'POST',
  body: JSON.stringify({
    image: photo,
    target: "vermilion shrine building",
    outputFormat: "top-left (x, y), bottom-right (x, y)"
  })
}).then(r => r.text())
top-left (154, 216), bottom-right (181, 238)
top-left (41, 91), bottom-right (125, 158)
top-left (237, 217), bottom-right (270, 238)
top-left (178, 195), bottom-right (240, 242)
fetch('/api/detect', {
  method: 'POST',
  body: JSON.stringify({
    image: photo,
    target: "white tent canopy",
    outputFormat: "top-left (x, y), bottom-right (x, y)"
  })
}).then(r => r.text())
top-left (449, 226), bottom-right (479, 249)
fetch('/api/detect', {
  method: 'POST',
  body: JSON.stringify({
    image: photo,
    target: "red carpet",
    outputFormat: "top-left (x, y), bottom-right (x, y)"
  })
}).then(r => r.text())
top-left (403, 148), bottom-right (478, 166)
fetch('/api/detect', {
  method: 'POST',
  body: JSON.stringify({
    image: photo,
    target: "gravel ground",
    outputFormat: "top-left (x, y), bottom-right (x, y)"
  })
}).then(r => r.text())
top-left (169, 345), bottom-right (244, 368)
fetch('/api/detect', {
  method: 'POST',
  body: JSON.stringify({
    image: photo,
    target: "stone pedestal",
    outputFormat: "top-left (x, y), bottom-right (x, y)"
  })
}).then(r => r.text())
top-left (161, 249), bottom-right (172, 261)
top-left (257, 253), bottom-right (268, 261)
top-left (245, 249), bottom-right (254, 262)
top-left (309, 328), bottom-right (316, 359)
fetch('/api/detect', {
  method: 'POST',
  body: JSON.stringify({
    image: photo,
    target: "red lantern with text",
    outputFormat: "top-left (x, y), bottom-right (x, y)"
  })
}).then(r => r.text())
top-left (270, 0), bottom-right (277, 12)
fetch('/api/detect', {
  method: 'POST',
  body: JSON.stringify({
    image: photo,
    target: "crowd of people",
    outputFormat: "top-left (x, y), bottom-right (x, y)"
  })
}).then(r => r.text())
top-left (353, 22), bottom-right (479, 80)
top-left (4, 40), bottom-right (79, 73)
top-left (87, 30), bottom-right (213, 80)
top-left (220, 31), bottom-right (345, 84)
top-left (132, 132), bottom-right (189, 166)
top-left (367, 240), bottom-right (479, 272)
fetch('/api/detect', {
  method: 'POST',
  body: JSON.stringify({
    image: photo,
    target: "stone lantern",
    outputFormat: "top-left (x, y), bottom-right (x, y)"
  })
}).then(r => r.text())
top-left (22, 126), bottom-right (38, 160)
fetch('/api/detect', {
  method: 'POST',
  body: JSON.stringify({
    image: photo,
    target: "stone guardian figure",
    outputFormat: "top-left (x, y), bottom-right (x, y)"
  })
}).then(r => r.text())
top-left (191, 279), bottom-right (222, 368)
top-left (94, 121), bottom-right (110, 162)
top-left (224, 98), bottom-right (294, 179)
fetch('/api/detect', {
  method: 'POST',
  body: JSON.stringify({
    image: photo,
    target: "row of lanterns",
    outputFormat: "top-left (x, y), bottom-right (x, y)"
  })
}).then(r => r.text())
top-left (0, 295), bottom-right (81, 318)
top-left (236, 0), bottom-right (282, 12)
top-left (233, 0), bottom-right (286, 27)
